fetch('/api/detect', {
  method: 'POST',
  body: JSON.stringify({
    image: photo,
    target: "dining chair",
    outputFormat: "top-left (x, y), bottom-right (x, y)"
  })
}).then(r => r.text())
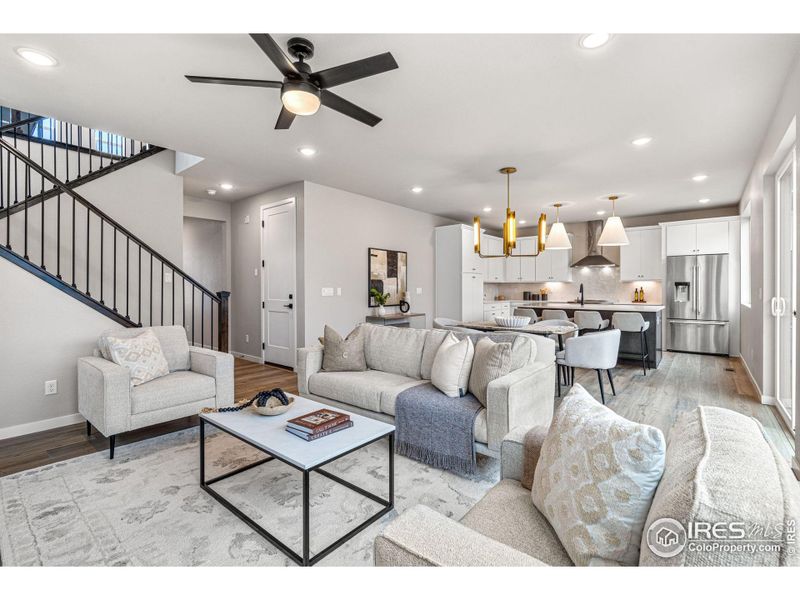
top-left (513, 307), bottom-right (540, 322)
top-left (556, 328), bottom-right (621, 403)
top-left (542, 309), bottom-right (569, 321)
top-left (573, 310), bottom-right (610, 335)
top-left (611, 312), bottom-right (650, 375)
top-left (433, 317), bottom-right (461, 330)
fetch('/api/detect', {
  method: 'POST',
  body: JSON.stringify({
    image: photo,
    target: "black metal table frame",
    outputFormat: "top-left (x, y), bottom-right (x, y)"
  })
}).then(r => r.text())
top-left (199, 417), bottom-right (394, 566)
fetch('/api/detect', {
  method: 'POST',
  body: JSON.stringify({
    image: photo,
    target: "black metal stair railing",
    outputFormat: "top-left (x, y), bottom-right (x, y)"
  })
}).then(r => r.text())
top-left (0, 109), bottom-right (229, 352)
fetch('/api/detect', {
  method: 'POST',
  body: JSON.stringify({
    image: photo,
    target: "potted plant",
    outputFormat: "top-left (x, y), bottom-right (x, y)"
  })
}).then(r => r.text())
top-left (369, 287), bottom-right (391, 316)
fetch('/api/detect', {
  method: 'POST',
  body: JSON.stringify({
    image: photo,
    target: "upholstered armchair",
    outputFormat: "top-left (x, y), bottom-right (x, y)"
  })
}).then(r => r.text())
top-left (77, 325), bottom-right (234, 458)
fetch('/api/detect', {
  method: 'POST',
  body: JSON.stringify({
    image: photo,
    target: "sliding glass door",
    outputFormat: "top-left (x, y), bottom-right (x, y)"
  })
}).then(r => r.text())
top-left (774, 147), bottom-right (796, 431)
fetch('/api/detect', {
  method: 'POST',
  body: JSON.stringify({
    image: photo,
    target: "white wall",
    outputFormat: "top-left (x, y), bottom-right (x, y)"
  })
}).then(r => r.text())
top-left (183, 195), bottom-right (231, 290)
top-left (183, 217), bottom-right (225, 293)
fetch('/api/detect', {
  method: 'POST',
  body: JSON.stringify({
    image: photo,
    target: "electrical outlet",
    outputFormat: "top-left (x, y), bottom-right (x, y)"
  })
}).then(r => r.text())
top-left (336, 287), bottom-right (342, 296)
top-left (45, 380), bottom-right (57, 395)
top-left (245, 334), bottom-right (250, 343)
top-left (254, 268), bottom-right (259, 277)
top-left (321, 287), bottom-right (334, 297)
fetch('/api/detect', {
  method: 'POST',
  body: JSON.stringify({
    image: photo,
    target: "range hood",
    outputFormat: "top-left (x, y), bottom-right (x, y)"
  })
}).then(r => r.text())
top-left (570, 220), bottom-right (618, 268)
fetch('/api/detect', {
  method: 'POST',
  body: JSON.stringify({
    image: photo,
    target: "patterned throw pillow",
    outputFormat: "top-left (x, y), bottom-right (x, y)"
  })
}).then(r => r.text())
top-left (321, 325), bottom-right (367, 372)
top-left (106, 329), bottom-right (170, 387)
top-left (468, 337), bottom-right (512, 406)
top-left (531, 384), bottom-right (666, 566)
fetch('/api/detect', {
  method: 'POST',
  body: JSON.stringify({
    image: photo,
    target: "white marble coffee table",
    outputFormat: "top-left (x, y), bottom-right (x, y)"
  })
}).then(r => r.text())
top-left (200, 395), bottom-right (395, 566)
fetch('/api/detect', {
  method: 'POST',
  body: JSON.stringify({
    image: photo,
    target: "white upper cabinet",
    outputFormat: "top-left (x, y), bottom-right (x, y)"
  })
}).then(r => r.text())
top-left (620, 227), bottom-right (663, 281)
top-left (666, 220), bottom-right (730, 256)
top-left (519, 238), bottom-right (537, 281)
top-left (461, 226), bottom-right (483, 273)
top-left (535, 243), bottom-right (572, 282)
top-left (482, 235), bottom-right (505, 281)
top-left (504, 238), bottom-right (522, 281)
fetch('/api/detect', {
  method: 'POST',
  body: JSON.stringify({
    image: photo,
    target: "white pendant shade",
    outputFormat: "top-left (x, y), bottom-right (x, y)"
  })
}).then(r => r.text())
top-left (597, 215), bottom-right (629, 246)
top-left (546, 221), bottom-right (572, 249)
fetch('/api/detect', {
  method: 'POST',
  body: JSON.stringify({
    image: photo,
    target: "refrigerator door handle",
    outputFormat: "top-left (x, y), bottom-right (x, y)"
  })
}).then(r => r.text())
top-left (693, 262), bottom-right (699, 318)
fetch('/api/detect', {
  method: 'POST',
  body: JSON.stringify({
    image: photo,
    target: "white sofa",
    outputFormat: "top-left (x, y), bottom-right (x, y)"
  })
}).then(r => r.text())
top-left (297, 324), bottom-right (556, 457)
top-left (78, 325), bottom-right (234, 458)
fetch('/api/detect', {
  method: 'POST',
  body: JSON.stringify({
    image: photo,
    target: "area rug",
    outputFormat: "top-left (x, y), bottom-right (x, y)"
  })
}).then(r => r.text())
top-left (0, 426), bottom-right (498, 566)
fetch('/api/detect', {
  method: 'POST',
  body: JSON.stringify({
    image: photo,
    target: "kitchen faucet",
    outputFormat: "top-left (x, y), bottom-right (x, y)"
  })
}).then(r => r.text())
top-left (577, 283), bottom-right (584, 306)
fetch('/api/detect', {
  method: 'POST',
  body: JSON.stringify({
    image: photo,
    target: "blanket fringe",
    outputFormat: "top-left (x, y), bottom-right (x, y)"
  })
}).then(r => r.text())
top-left (395, 440), bottom-right (476, 475)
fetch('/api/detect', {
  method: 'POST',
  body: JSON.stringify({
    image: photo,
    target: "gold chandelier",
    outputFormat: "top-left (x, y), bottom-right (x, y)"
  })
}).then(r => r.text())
top-left (473, 167), bottom-right (548, 258)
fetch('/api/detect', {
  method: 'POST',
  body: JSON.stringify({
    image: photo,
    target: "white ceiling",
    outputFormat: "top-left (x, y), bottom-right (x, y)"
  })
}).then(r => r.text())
top-left (1, 34), bottom-right (798, 224)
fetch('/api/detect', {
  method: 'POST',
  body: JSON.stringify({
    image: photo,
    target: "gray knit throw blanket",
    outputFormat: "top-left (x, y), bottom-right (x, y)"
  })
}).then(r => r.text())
top-left (394, 383), bottom-right (483, 475)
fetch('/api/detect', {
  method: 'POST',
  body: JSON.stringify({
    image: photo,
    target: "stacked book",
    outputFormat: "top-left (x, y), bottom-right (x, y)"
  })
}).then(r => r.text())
top-left (285, 409), bottom-right (352, 441)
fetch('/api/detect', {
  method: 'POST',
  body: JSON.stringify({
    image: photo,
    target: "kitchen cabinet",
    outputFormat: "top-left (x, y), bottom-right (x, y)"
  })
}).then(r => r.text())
top-left (460, 225), bottom-right (483, 273)
top-left (483, 302), bottom-right (510, 321)
top-left (620, 227), bottom-right (663, 280)
top-left (435, 224), bottom-right (490, 321)
top-left (666, 221), bottom-right (729, 256)
top-left (519, 238), bottom-right (538, 281)
top-left (535, 246), bottom-right (572, 282)
top-left (482, 235), bottom-right (505, 282)
top-left (461, 273), bottom-right (485, 322)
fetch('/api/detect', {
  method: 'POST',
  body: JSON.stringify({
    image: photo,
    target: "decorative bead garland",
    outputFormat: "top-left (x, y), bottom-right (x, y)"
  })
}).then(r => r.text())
top-left (201, 388), bottom-right (290, 413)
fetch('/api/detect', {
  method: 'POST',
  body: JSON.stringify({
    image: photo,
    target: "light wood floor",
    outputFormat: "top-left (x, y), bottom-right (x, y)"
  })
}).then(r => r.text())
top-left (0, 354), bottom-right (794, 477)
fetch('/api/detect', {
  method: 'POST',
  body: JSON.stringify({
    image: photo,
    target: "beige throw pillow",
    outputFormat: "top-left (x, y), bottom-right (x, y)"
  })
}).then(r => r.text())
top-left (430, 333), bottom-right (474, 397)
top-left (322, 325), bottom-right (367, 372)
top-left (468, 337), bottom-right (512, 406)
top-left (106, 328), bottom-right (170, 387)
top-left (531, 384), bottom-right (666, 566)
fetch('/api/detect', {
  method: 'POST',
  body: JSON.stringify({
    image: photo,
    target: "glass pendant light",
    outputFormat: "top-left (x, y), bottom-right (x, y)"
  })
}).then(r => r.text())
top-left (597, 195), bottom-right (629, 246)
top-left (546, 203), bottom-right (572, 250)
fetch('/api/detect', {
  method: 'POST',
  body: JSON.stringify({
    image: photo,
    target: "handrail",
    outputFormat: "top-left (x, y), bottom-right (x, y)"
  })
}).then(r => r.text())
top-left (0, 114), bottom-right (43, 134)
top-left (0, 126), bottom-right (137, 162)
top-left (0, 137), bottom-right (221, 302)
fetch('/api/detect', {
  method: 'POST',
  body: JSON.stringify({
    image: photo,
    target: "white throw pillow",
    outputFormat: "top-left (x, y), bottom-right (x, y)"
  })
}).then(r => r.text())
top-left (106, 329), bottom-right (170, 387)
top-left (468, 337), bottom-right (512, 406)
top-left (531, 383), bottom-right (666, 566)
top-left (430, 333), bottom-right (474, 397)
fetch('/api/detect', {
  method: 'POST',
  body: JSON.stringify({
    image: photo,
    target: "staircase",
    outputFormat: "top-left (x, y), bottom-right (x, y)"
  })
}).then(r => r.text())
top-left (0, 107), bottom-right (229, 351)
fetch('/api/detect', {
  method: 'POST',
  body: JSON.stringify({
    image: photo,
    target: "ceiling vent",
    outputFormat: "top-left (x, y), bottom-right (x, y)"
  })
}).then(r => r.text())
top-left (570, 220), bottom-right (618, 268)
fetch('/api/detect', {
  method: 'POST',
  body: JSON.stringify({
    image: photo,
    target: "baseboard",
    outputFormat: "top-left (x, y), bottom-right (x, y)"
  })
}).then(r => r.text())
top-left (738, 356), bottom-right (770, 404)
top-left (0, 412), bottom-right (84, 441)
top-left (231, 352), bottom-right (263, 364)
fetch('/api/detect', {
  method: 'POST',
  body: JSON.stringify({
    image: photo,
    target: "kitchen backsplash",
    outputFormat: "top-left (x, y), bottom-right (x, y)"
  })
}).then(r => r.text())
top-left (484, 267), bottom-right (663, 304)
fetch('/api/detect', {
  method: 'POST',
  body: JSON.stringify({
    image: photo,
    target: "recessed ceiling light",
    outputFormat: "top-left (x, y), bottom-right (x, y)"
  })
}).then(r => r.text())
top-left (482, 207), bottom-right (492, 213)
top-left (297, 147), bottom-right (317, 157)
top-left (411, 186), bottom-right (423, 194)
top-left (220, 183), bottom-right (233, 191)
top-left (596, 210), bottom-right (606, 216)
top-left (206, 189), bottom-right (217, 196)
top-left (579, 33), bottom-right (611, 50)
top-left (692, 174), bottom-right (708, 182)
top-left (519, 220), bottom-right (527, 225)
top-left (699, 198), bottom-right (710, 204)
top-left (631, 137), bottom-right (653, 146)
top-left (15, 47), bottom-right (58, 67)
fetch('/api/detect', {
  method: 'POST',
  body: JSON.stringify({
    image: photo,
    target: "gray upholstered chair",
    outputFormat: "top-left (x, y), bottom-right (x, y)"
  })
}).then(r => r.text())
top-left (556, 328), bottom-right (621, 402)
top-left (542, 309), bottom-right (569, 321)
top-left (573, 310), bottom-right (609, 334)
top-left (513, 307), bottom-right (540, 322)
top-left (77, 325), bottom-right (234, 458)
top-left (433, 317), bottom-right (461, 329)
top-left (612, 312), bottom-right (650, 375)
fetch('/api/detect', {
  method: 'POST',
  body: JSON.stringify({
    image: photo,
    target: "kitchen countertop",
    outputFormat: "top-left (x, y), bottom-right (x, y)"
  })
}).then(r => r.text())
top-left (485, 300), bottom-right (665, 312)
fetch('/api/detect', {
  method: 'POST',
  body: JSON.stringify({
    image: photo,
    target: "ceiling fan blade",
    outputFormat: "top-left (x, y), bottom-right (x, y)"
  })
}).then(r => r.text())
top-left (314, 52), bottom-right (398, 89)
top-left (320, 90), bottom-right (382, 127)
top-left (250, 33), bottom-right (299, 77)
top-left (185, 75), bottom-right (282, 88)
top-left (275, 107), bottom-right (296, 130)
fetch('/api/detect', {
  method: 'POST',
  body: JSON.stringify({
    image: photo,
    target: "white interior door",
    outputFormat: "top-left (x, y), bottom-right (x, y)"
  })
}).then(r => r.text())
top-left (261, 199), bottom-right (296, 368)
top-left (774, 149), bottom-right (796, 431)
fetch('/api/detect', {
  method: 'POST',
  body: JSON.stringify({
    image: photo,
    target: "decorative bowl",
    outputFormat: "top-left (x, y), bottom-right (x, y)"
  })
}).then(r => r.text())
top-left (494, 316), bottom-right (531, 328)
top-left (252, 395), bottom-right (294, 416)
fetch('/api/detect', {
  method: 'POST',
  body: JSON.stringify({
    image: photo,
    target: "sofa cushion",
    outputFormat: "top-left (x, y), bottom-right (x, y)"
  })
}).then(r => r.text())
top-left (531, 384), bottom-right (666, 566)
top-left (420, 328), bottom-right (449, 380)
top-left (106, 329), bottom-right (170, 387)
top-left (308, 370), bottom-right (422, 413)
top-left (99, 325), bottom-right (190, 372)
top-left (640, 406), bottom-right (800, 566)
top-left (431, 333), bottom-right (474, 398)
top-left (322, 325), bottom-right (367, 372)
top-left (131, 370), bottom-right (215, 414)
top-left (363, 324), bottom-right (427, 378)
top-left (461, 479), bottom-right (573, 566)
top-left (468, 337), bottom-right (512, 406)
top-left (511, 335), bottom-right (537, 370)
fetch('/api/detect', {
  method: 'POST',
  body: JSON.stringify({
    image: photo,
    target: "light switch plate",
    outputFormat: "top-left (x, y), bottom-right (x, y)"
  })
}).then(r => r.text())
top-left (244, 215), bottom-right (250, 224)
top-left (164, 270), bottom-right (172, 284)
top-left (416, 287), bottom-right (423, 295)
top-left (254, 268), bottom-right (259, 277)
top-left (336, 288), bottom-right (342, 296)
top-left (321, 287), bottom-right (334, 297)
top-left (245, 334), bottom-right (249, 343)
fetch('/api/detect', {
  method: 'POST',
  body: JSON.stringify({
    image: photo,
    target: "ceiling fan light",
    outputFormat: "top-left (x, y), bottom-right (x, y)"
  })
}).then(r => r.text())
top-left (597, 216), bottom-right (629, 246)
top-left (547, 221), bottom-right (572, 250)
top-left (281, 81), bottom-right (321, 116)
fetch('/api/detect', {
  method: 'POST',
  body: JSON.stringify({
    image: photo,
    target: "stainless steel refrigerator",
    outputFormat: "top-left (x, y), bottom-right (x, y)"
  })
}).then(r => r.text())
top-left (666, 254), bottom-right (729, 355)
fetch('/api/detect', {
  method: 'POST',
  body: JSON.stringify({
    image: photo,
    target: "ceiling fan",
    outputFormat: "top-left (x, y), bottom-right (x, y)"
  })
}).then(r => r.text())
top-left (186, 34), bottom-right (398, 129)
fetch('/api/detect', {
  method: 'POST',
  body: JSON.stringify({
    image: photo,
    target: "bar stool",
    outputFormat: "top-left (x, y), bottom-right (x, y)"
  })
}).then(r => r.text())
top-left (573, 310), bottom-right (610, 335)
top-left (611, 312), bottom-right (650, 375)
top-left (556, 329), bottom-right (621, 402)
top-left (513, 307), bottom-right (540, 323)
top-left (542, 309), bottom-right (569, 321)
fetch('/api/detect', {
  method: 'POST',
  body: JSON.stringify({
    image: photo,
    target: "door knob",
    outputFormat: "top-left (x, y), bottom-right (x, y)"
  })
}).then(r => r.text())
top-left (284, 303), bottom-right (293, 309)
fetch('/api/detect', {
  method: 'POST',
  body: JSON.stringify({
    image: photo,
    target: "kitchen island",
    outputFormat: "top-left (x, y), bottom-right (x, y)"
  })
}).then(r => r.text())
top-left (507, 301), bottom-right (665, 368)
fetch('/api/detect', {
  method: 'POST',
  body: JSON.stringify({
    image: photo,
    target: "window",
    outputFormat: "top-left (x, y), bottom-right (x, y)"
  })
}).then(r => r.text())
top-left (740, 216), bottom-right (751, 307)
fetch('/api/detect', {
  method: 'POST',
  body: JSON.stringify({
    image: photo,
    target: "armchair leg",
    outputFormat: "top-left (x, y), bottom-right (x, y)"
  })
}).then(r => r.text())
top-left (109, 435), bottom-right (116, 459)
top-left (557, 365), bottom-right (562, 397)
top-left (596, 369), bottom-right (606, 404)
top-left (86, 421), bottom-right (92, 437)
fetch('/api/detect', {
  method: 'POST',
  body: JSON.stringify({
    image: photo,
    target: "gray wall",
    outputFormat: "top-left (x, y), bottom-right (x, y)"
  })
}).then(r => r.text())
top-left (183, 216), bottom-right (225, 293)
top-left (230, 182), bottom-right (305, 360)
top-left (0, 151), bottom-right (185, 436)
top-left (184, 195), bottom-right (231, 291)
